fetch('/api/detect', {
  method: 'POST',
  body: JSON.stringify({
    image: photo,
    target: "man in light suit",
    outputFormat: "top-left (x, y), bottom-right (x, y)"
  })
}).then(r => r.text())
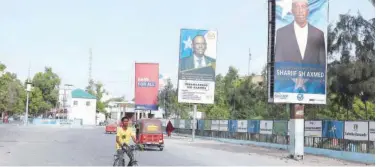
top-left (275, 0), bottom-right (326, 66)
top-left (179, 35), bottom-right (216, 72)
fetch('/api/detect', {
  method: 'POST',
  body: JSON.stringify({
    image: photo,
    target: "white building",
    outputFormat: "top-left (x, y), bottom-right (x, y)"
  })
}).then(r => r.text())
top-left (68, 89), bottom-right (97, 125)
top-left (106, 101), bottom-right (135, 122)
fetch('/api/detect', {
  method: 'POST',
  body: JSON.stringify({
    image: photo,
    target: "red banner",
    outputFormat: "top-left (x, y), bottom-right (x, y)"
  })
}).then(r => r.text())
top-left (134, 63), bottom-right (159, 110)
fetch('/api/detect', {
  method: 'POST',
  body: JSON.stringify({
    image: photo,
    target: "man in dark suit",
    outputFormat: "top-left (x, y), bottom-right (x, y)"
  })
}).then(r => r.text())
top-left (179, 35), bottom-right (216, 71)
top-left (275, 0), bottom-right (326, 66)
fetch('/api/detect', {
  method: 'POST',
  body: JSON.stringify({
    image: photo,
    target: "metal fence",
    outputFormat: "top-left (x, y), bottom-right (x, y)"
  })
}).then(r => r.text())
top-left (161, 119), bottom-right (375, 154)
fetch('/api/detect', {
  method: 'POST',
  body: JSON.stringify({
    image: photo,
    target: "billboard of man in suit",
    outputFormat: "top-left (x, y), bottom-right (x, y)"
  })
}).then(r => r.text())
top-left (272, 0), bottom-right (328, 104)
top-left (275, 0), bottom-right (326, 66)
top-left (177, 29), bottom-right (217, 104)
top-left (179, 35), bottom-right (216, 71)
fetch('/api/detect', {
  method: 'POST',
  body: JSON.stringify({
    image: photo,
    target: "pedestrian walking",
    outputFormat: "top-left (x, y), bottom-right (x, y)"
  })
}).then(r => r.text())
top-left (166, 120), bottom-right (174, 137)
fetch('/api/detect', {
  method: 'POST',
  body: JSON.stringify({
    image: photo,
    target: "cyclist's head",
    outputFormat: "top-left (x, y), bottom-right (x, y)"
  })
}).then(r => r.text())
top-left (121, 117), bottom-right (129, 128)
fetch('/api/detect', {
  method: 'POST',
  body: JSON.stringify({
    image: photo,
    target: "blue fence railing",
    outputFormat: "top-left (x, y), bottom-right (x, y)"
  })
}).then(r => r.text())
top-left (161, 119), bottom-right (375, 154)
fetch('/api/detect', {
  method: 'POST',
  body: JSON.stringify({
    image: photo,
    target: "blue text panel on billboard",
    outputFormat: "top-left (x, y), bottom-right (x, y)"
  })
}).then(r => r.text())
top-left (273, 0), bottom-right (328, 104)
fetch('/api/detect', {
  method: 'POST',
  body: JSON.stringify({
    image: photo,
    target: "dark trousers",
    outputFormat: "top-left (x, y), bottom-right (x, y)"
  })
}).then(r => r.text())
top-left (117, 148), bottom-right (134, 166)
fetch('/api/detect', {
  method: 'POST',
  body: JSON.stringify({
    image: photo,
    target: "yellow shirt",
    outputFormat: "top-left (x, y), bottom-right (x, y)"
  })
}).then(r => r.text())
top-left (116, 127), bottom-right (135, 150)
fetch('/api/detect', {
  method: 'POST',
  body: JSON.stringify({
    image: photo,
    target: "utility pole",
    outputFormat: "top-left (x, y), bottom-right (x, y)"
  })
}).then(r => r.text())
top-left (89, 48), bottom-right (93, 83)
top-left (24, 64), bottom-right (32, 125)
top-left (248, 48), bottom-right (251, 76)
top-left (63, 84), bottom-right (73, 120)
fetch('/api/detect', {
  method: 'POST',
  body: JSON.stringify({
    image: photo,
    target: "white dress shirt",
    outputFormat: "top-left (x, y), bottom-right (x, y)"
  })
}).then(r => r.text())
top-left (294, 21), bottom-right (308, 59)
top-left (194, 54), bottom-right (206, 68)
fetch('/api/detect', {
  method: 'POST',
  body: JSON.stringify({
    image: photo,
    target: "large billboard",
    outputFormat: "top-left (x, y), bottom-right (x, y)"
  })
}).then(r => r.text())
top-left (177, 29), bottom-right (218, 104)
top-left (134, 63), bottom-right (159, 110)
top-left (270, 0), bottom-right (328, 104)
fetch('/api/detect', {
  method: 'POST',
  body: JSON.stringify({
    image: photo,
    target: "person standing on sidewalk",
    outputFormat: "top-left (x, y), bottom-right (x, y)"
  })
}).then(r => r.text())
top-left (166, 120), bottom-right (174, 137)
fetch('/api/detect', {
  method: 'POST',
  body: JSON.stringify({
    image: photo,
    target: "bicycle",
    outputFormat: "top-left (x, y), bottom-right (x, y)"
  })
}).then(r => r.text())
top-left (113, 144), bottom-right (142, 166)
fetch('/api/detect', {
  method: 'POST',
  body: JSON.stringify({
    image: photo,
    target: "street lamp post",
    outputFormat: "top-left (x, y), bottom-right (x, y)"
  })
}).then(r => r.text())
top-left (24, 81), bottom-right (32, 125)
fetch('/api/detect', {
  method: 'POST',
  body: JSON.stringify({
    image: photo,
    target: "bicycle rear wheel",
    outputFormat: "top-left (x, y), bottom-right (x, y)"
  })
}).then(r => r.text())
top-left (113, 158), bottom-right (125, 167)
top-left (130, 161), bottom-right (138, 166)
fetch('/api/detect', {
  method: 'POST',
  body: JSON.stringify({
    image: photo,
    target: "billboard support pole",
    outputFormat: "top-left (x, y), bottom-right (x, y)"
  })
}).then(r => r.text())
top-left (288, 104), bottom-right (305, 160)
top-left (192, 104), bottom-right (197, 142)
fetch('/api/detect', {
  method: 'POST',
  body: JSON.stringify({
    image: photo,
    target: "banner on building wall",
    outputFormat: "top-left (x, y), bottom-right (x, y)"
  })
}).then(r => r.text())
top-left (179, 120), bottom-right (186, 129)
top-left (322, 120), bottom-right (344, 139)
top-left (237, 120), bottom-right (248, 133)
top-left (228, 120), bottom-right (238, 133)
top-left (204, 120), bottom-right (212, 130)
top-left (134, 63), bottom-right (159, 110)
top-left (219, 120), bottom-right (228, 131)
top-left (185, 120), bottom-right (191, 129)
top-left (260, 120), bottom-right (273, 135)
top-left (247, 120), bottom-right (260, 134)
top-left (344, 121), bottom-right (369, 141)
top-left (369, 121), bottom-right (375, 141)
top-left (198, 120), bottom-right (205, 130)
top-left (211, 120), bottom-right (220, 131)
top-left (304, 120), bottom-right (322, 137)
top-left (173, 119), bottom-right (179, 128)
top-left (273, 120), bottom-right (288, 136)
top-left (177, 29), bottom-right (218, 104)
top-left (270, 0), bottom-right (328, 104)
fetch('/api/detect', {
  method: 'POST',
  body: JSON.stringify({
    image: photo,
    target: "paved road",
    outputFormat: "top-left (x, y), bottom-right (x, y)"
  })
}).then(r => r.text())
top-left (0, 125), bottom-right (370, 166)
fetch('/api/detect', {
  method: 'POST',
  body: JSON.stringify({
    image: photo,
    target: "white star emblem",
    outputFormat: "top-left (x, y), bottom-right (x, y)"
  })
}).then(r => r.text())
top-left (276, 0), bottom-right (293, 19)
top-left (183, 36), bottom-right (192, 50)
top-left (292, 77), bottom-right (308, 92)
top-left (330, 125), bottom-right (336, 132)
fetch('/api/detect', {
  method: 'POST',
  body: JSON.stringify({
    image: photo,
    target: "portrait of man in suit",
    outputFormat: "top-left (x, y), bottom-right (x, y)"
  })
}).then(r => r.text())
top-left (179, 35), bottom-right (216, 71)
top-left (275, 0), bottom-right (326, 66)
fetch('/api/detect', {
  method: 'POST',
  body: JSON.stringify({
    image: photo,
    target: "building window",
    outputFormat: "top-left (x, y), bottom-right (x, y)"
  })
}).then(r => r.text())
top-left (73, 101), bottom-right (78, 106)
top-left (86, 101), bottom-right (90, 106)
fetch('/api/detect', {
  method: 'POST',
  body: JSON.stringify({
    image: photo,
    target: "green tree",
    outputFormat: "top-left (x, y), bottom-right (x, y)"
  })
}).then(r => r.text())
top-left (85, 79), bottom-right (106, 113)
top-left (32, 67), bottom-right (61, 112)
top-left (326, 13), bottom-right (375, 120)
top-left (0, 63), bottom-right (26, 116)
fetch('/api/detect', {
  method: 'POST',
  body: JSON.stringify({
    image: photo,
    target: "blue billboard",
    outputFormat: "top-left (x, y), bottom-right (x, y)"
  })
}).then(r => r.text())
top-left (322, 120), bottom-right (344, 139)
top-left (248, 120), bottom-right (260, 133)
top-left (272, 0), bottom-right (328, 104)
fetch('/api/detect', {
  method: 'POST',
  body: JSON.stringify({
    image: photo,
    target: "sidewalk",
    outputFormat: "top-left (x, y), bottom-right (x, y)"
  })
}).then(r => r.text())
top-left (167, 133), bottom-right (373, 166)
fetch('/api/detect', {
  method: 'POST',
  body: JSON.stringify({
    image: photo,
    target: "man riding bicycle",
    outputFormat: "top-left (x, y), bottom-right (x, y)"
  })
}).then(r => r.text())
top-left (116, 117), bottom-right (138, 166)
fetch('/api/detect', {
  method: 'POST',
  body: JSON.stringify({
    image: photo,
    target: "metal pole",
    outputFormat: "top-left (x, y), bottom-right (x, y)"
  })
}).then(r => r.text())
top-left (192, 104), bottom-right (197, 142)
top-left (248, 48), bottom-right (251, 76)
top-left (365, 101), bottom-right (368, 120)
top-left (24, 91), bottom-right (30, 125)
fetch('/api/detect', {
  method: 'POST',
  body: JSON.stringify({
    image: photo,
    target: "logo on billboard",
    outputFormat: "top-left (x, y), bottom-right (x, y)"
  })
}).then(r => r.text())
top-left (274, 93), bottom-right (288, 99)
top-left (353, 124), bottom-right (358, 132)
top-left (297, 93), bottom-right (304, 101)
top-left (207, 32), bottom-right (216, 39)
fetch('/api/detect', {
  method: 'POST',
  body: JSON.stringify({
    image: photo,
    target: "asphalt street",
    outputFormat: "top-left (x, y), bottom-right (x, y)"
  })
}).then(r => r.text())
top-left (0, 125), bottom-right (370, 166)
